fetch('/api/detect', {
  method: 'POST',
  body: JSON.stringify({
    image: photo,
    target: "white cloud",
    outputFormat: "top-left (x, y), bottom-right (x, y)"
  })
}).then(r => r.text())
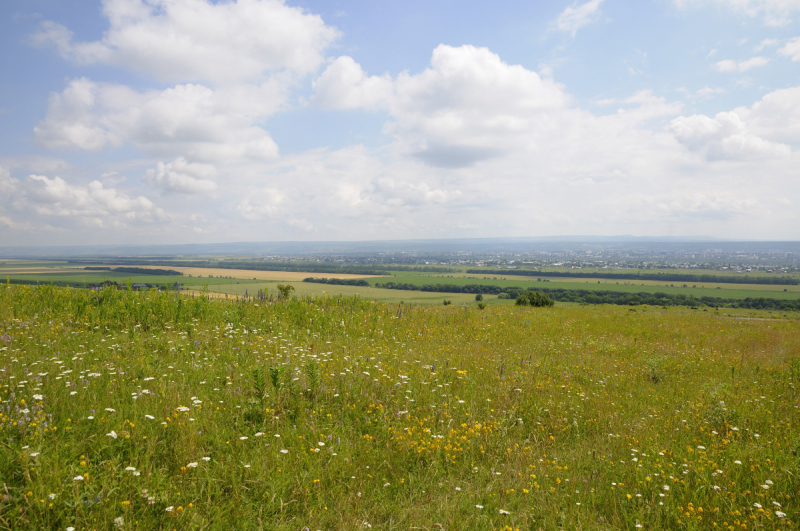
top-left (16, 175), bottom-right (161, 226)
top-left (34, 78), bottom-right (282, 162)
top-left (143, 158), bottom-right (218, 194)
top-left (0, 165), bottom-right (20, 195)
top-left (713, 56), bottom-right (770, 71)
top-left (390, 45), bottom-right (570, 167)
top-left (0, 215), bottom-right (34, 232)
top-left (29, 0), bottom-right (339, 84)
top-left (779, 36), bottom-right (800, 60)
top-left (312, 56), bottom-right (393, 110)
top-left (554, 0), bottom-right (606, 36)
top-left (669, 111), bottom-right (791, 160)
top-left (675, 0), bottom-right (800, 25)
top-left (679, 86), bottom-right (726, 98)
top-left (755, 38), bottom-right (778, 50)
top-left (735, 86), bottom-right (800, 144)
top-left (314, 46), bottom-right (684, 170)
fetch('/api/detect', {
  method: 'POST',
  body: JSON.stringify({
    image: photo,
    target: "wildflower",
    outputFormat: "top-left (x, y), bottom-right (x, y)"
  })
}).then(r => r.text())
top-left (29, 452), bottom-right (39, 457)
top-left (201, 457), bottom-right (211, 461)
top-left (176, 406), bottom-right (190, 412)
top-left (663, 485), bottom-right (670, 491)
top-left (73, 476), bottom-right (84, 481)
top-left (776, 511), bottom-right (786, 518)
top-left (754, 503), bottom-right (762, 508)
top-left (48, 493), bottom-right (56, 500)
top-left (186, 462), bottom-right (198, 468)
top-left (280, 449), bottom-right (289, 454)
top-left (125, 466), bottom-right (137, 472)
top-left (318, 442), bottom-right (325, 446)
top-left (254, 432), bottom-right (264, 437)
top-left (734, 460), bottom-right (742, 465)
top-left (773, 501), bottom-right (782, 507)
top-left (475, 505), bottom-right (483, 509)
top-left (240, 436), bottom-right (248, 440)
top-left (114, 516), bottom-right (124, 527)
top-left (105, 408), bottom-right (116, 413)
top-left (165, 506), bottom-right (174, 512)
top-left (107, 431), bottom-right (118, 439)
top-left (499, 509), bottom-right (511, 515)
top-left (32, 394), bottom-right (43, 401)
top-left (145, 415), bottom-right (155, 420)
top-left (765, 479), bottom-right (773, 485)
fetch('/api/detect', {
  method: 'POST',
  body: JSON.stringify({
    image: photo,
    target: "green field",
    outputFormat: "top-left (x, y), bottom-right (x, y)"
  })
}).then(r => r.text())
top-left (367, 273), bottom-right (800, 300)
top-left (1, 284), bottom-right (798, 530)
top-left (5, 263), bottom-right (800, 310)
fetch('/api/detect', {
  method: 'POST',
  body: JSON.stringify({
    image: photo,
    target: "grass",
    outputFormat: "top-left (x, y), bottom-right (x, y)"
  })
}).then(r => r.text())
top-left (371, 273), bottom-right (800, 300)
top-left (1, 284), bottom-right (799, 530)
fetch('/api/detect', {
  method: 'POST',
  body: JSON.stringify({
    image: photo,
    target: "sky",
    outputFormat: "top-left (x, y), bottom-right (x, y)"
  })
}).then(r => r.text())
top-left (1, 0), bottom-right (799, 246)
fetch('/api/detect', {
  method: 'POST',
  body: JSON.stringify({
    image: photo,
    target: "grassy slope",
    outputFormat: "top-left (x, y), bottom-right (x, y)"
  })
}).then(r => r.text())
top-left (0, 285), bottom-right (798, 530)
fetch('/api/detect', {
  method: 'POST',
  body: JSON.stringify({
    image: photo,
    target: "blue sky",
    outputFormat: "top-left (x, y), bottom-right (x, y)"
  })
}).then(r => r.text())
top-left (1, 0), bottom-right (799, 245)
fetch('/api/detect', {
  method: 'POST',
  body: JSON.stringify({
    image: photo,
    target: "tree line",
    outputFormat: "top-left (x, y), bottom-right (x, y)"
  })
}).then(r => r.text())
top-left (303, 277), bottom-right (371, 287)
top-left (465, 268), bottom-right (800, 286)
top-left (369, 281), bottom-right (800, 311)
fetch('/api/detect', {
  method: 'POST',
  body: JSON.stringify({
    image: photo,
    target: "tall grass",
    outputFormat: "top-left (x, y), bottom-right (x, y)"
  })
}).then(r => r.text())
top-left (0, 284), bottom-right (797, 530)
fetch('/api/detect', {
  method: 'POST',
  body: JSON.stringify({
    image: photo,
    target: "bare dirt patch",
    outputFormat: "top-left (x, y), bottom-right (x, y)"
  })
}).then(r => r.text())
top-left (126, 265), bottom-right (381, 281)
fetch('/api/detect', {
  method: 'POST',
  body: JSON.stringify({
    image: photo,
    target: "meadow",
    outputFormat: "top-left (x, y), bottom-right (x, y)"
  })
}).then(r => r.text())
top-left (0, 283), bottom-right (798, 530)
top-left (369, 273), bottom-right (800, 301)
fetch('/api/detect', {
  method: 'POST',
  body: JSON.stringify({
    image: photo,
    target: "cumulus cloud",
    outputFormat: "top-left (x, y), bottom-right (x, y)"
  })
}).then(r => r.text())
top-left (29, 0), bottom-right (339, 84)
top-left (669, 111), bottom-right (790, 160)
top-left (713, 56), bottom-right (770, 71)
top-left (34, 78), bottom-right (281, 162)
top-left (734, 86), bottom-right (800, 144)
top-left (312, 56), bottom-right (393, 110)
top-left (394, 45), bottom-right (570, 167)
top-left (779, 36), bottom-right (800, 60)
top-left (314, 45), bottom-right (683, 169)
top-left (14, 175), bottom-right (161, 227)
top-left (143, 158), bottom-right (218, 194)
top-left (554, 0), bottom-right (606, 36)
top-left (0, 165), bottom-right (20, 195)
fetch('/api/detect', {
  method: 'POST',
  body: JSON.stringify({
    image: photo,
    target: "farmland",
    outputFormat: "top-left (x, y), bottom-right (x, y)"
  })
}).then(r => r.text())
top-left (0, 283), bottom-right (798, 530)
top-left (4, 261), bottom-right (800, 307)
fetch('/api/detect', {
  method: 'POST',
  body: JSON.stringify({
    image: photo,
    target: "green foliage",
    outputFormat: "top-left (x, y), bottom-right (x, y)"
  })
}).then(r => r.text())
top-left (475, 293), bottom-right (483, 301)
top-left (269, 364), bottom-right (285, 392)
top-left (515, 291), bottom-right (555, 307)
top-left (303, 277), bottom-right (370, 287)
top-left (276, 284), bottom-right (295, 299)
